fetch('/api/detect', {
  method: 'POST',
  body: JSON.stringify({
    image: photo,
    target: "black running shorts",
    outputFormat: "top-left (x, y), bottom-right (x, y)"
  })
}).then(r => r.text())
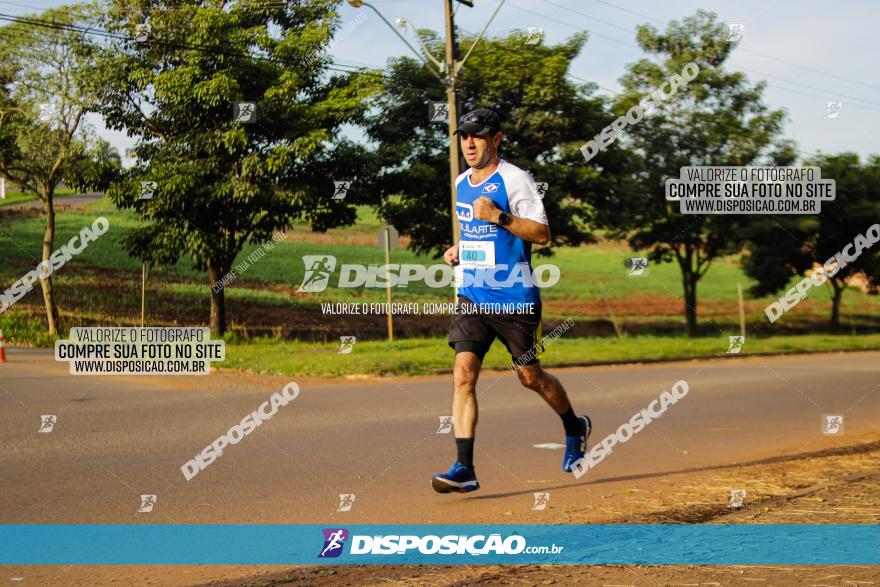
top-left (447, 296), bottom-right (542, 365)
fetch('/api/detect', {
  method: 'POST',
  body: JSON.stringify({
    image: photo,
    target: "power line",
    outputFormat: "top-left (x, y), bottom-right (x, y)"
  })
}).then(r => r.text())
top-left (4, 0), bottom-right (878, 97)
top-left (567, 72), bottom-right (621, 97)
top-left (729, 63), bottom-right (880, 110)
top-left (6, 3), bottom-right (875, 121)
top-left (0, 13), bottom-right (123, 41)
top-left (540, 0), bottom-right (633, 36)
top-left (737, 47), bottom-right (880, 93)
top-left (581, 0), bottom-right (880, 94)
top-left (506, 0), bottom-right (640, 50)
top-left (753, 81), bottom-right (880, 114)
top-left (515, 0), bottom-right (880, 113)
top-left (0, 11), bottom-right (393, 83)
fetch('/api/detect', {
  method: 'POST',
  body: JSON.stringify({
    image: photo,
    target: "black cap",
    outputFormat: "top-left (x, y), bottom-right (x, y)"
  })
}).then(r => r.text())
top-left (454, 108), bottom-right (501, 136)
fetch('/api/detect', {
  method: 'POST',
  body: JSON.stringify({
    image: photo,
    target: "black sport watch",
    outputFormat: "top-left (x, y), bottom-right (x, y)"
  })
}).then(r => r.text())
top-left (497, 211), bottom-right (512, 226)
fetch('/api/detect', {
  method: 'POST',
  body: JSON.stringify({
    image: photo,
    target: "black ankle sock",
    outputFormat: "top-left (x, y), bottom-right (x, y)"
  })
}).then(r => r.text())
top-left (455, 438), bottom-right (474, 469)
top-left (560, 406), bottom-right (585, 436)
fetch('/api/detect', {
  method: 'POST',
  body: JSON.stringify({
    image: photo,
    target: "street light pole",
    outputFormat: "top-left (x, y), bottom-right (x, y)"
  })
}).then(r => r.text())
top-left (347, 0), bottom-right (507, 250)
top-left (444, 0), bottom-right (461, 245)
top-left (395, 18), bottom-right (445, 73)
top-left (443, 0), bottom-right (507, 245)
top-left (348, 0), bottom-right (446, 84)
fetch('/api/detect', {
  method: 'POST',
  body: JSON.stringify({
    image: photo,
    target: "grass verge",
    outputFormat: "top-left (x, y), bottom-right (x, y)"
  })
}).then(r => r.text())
top-left (221, 333), bottom-right (880, 378)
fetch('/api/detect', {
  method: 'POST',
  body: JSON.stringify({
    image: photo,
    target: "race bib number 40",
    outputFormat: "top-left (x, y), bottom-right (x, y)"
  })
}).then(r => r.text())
top-left (459, 241), bottom-right (495, 268)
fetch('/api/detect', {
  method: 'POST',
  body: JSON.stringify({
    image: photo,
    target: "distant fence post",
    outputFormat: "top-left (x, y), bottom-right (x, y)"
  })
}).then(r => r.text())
top-left (141, 261), bottom-right (149, 328)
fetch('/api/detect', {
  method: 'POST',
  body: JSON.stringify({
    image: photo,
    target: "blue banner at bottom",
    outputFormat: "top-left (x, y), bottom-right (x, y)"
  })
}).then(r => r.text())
top-left (2, 524), bottom-right (878, 565)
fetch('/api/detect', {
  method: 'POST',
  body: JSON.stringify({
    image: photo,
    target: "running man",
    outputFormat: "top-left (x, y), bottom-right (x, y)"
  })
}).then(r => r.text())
top-left (431, 108), bottom-right (591, 493)
top-left (320, 530), bottom-right (346, 557)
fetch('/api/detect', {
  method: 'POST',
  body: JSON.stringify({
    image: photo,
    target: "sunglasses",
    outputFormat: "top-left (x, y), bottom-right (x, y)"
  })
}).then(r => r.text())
top-left (459, 113), bottom-right (486, 125)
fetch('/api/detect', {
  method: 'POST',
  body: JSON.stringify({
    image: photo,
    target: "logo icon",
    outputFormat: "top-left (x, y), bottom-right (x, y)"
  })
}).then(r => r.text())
top-left (139, 181), bottom-right (157, 200)
top-left (338, 336), bottom-right (356, 354)
top-left (318, 528), bottom-right (349, 558)
top-left (134, 22), bottom-right (151, 42)
top-left (332, 181), bottom-right (351, 201)
top-left (627, 256), bottom-right (648, 277)
top-left (728, 489), bottom-right (746, 508)
top-left (337, 493), bottom-right (356, 512)
top-left (825, 100), bottom-right (843, 119)
top-left (436, 416), bottom-right (454, 434)
top-left (822, 414), bottom-right (844, 435)
top-left (297, 255), bottom-right (337, 293)
top-left (534, 182), bottom-right (548, 200)
top-left (138, 494), bottom-right (157, 513)
top-left (482, 183), bottom-right (499, 194)
top-left (38, 415), bottom-right (57, 433)
top-left (456, 202), bottom-right (473, 222)
top-left (525, 26), bottom-right (543, 45)
top-left (531, 492), bottom-right (550, 510)
top-left (429, 102), bottom-right (448, 123)
top-left (726, 23), bottom-right (744, 42)
top-left (727, 335), bottom-right (745, 354)
top-left (233, 102), bottom-right (256, 123)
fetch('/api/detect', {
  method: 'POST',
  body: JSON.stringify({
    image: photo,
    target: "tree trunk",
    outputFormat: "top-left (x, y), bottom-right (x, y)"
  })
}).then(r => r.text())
top-left (39, 186), bottom-right (60, 336)
top-left (682, 269), bottom-right (699, 337)
top-left (676, 248), bottom-right (700, 337)
top-left (830, 280), bottom-right (845, 331)
top-left (207, 258), bottom-right (227, 336)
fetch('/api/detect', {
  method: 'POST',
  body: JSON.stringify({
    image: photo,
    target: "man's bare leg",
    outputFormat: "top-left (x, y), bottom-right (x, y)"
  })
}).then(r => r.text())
top-left (432, 351), bottom-right (483, 493)
top-left (516, 362), bottom-right (590, 472)
top-left (452, 351), bottom-right (481, 437)
top-left (515, 362), bottom-right (572, 414)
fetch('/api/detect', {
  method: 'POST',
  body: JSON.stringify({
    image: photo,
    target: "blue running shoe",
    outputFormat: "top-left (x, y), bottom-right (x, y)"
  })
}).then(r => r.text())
top-left (563, 415), bottom-right (591, 473)
top-left (431, 461), bottom-right (480, 493)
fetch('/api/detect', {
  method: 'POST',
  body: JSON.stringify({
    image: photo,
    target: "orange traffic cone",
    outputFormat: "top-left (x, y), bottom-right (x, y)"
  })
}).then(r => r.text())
top-left (0, 329), bottom-right (6, 363)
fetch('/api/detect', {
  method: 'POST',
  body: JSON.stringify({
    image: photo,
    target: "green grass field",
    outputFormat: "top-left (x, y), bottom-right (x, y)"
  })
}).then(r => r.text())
top-left (221, 333), bottom-right (880, 378)
top-left (2, 196), bottom-right (879, 373)
top-left (2, 196), bottom-right (867, 306)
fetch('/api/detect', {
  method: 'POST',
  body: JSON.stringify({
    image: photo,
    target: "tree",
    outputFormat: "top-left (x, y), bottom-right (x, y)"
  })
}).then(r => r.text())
top-left (95, 0), bottom-right (380, 334)
top-left (742, 153), bottom-right (880, 329)
top-left (363, 30), bottom-right (635, 256)
top-left (589, 10), bottom-right (789, 336)
top-left (0, 6), bottom-right (111, 335)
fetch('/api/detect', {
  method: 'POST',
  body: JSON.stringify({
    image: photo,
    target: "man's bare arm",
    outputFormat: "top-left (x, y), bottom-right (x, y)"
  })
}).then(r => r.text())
top-left (472, 196), bottom-right (550, 245)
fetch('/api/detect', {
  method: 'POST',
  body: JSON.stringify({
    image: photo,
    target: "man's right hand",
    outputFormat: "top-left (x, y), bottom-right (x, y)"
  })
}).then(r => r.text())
top-left (443, 244), bottom-right (459, 266)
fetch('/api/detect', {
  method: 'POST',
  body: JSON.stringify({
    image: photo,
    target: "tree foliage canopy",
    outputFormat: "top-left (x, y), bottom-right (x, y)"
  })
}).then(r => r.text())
top-left (94, 0), bottom-right (381, 332)
top-left (589, 10), bottom-right (791, 334)
top-left (364, 30), bottom-right (632, 256)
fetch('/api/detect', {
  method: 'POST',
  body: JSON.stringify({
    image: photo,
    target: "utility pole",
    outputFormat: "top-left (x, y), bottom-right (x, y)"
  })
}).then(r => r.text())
top-left (141, 261), bottom-right (148, 327)
top-left (444, 0), bottom-right (461, 244)
top-left (347, 0), bottom-right (505, 248)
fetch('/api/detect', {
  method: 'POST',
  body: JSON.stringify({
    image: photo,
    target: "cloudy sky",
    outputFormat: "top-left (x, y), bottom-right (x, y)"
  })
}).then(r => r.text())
top-left (3, 0), bottom-right (877, 161)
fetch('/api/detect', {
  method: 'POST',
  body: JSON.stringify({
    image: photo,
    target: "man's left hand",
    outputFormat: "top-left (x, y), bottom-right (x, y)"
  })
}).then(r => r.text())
top-left (473, 196), bottom-right (501, 223)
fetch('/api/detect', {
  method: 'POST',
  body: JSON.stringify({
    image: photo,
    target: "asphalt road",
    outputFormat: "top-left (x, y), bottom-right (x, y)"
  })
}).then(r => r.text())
top-left (2, 348), bottom-right (878, 527)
